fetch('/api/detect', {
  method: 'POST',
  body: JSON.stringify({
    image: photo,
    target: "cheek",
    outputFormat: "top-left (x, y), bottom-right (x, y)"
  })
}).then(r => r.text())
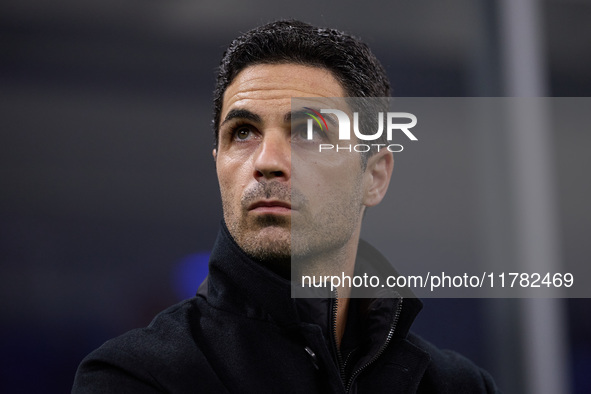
top-left (218, 174), bottom-right (238, 203)
top-left (217, 159), bottom-right (248, 203)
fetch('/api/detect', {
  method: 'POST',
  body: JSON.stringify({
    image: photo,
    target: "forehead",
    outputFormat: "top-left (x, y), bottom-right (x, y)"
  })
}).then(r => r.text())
top-left (221, 63), bottom-right (346, 119)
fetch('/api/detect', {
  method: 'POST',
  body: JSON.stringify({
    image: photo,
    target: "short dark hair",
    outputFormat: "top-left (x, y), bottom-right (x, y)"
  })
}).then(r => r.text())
top-left (212, 20), bottom-right (391, 151)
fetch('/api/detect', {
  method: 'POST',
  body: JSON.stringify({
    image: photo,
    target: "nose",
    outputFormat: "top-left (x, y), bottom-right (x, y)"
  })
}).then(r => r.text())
top-left (253, 131), bottom-right (291, 181)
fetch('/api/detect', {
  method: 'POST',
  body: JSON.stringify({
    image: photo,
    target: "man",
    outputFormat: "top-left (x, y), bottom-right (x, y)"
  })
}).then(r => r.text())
top-left (73, 20), bottom-right (498, 393)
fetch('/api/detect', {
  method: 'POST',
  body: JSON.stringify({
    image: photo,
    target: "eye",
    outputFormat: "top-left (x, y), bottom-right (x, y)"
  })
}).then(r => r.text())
top-left (291, 120), bottom-right (326, 143)
top-left (233, 125), bottom-right (254, 141)
top-left (291, 123), bottom-right (308, 140)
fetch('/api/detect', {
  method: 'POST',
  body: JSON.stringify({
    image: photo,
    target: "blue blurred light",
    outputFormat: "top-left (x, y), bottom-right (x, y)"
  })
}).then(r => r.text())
top-left (172, 252), bottom-right (210, 300)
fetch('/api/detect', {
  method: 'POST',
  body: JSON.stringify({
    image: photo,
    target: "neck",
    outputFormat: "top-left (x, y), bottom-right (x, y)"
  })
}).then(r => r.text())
top-left (328, 238), bottom-right (360, 347)
top-left (287, 228), bottom-right (363, 347)
top-left (335, 294), bottom-right (350, 347)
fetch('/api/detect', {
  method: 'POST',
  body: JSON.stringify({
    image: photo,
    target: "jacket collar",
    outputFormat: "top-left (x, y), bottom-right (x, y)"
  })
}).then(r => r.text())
top-left (198, 222), bottom-right (423, 339)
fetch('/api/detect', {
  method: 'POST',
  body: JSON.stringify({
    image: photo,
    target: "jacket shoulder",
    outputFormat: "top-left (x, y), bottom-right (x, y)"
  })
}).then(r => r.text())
top-left (72, 297), bottom-right (227, 393)
top-left (406, 332), bottom-right (499, 393)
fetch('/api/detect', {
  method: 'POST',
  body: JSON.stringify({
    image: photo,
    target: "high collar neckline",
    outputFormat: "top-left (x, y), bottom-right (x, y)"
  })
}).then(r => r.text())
top-left (201, 222), bottom-right (423, 337)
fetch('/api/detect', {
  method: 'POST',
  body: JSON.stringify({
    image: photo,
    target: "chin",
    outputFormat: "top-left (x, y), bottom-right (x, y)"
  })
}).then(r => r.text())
top-left (237, 227), bottom-right (291, 258)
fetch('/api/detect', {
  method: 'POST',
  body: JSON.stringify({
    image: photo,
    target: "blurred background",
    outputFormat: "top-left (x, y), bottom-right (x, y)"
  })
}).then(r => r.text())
top-left (1, 0), bottom-right (590, 392)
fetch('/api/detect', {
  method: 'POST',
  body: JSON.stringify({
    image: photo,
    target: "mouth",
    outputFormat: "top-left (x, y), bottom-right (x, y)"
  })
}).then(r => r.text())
top-left (248, 200), bottom-right (292, 215)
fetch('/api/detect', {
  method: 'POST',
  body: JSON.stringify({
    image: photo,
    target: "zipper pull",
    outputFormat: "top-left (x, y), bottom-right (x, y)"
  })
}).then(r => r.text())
top-left (304, 346), bottom-right (320, 370)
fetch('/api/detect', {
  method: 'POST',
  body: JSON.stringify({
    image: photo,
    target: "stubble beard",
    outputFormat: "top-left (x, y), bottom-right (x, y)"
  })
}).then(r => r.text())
top-left (227, 214), bottom-right (292, 264)
top-left (223, 181), bottom-right (293, 267)
top-left (290, 183), bottom-right (364, 278)
top-left (222, 174), bottom-right (365, 277)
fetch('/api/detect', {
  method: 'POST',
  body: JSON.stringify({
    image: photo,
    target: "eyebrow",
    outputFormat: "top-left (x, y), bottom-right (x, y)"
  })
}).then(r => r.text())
top-left (221, 109), bottom-right (262, 126)
top-left (221, 108), bottom-right (338, 127)
top-left (289, 109), bottom-right (338, 127)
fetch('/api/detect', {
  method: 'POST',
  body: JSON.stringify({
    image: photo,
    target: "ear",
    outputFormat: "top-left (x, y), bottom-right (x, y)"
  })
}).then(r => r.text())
top-left (363, 150), bottom-right (394, 207)
top-left (212, 149), bottom-right (217, 161)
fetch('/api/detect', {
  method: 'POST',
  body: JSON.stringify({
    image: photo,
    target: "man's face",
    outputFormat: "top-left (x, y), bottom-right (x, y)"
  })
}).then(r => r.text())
top-left (214, 63), bottom-right (371, 267)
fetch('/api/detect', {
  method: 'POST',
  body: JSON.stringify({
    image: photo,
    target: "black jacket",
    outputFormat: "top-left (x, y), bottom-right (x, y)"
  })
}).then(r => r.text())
top-left (73, 224), bottom-right (498, 393)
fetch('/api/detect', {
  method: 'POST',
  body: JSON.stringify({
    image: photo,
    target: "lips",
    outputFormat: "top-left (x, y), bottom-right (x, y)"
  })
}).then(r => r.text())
top-left (248, 200), bottom-right (292, 214)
